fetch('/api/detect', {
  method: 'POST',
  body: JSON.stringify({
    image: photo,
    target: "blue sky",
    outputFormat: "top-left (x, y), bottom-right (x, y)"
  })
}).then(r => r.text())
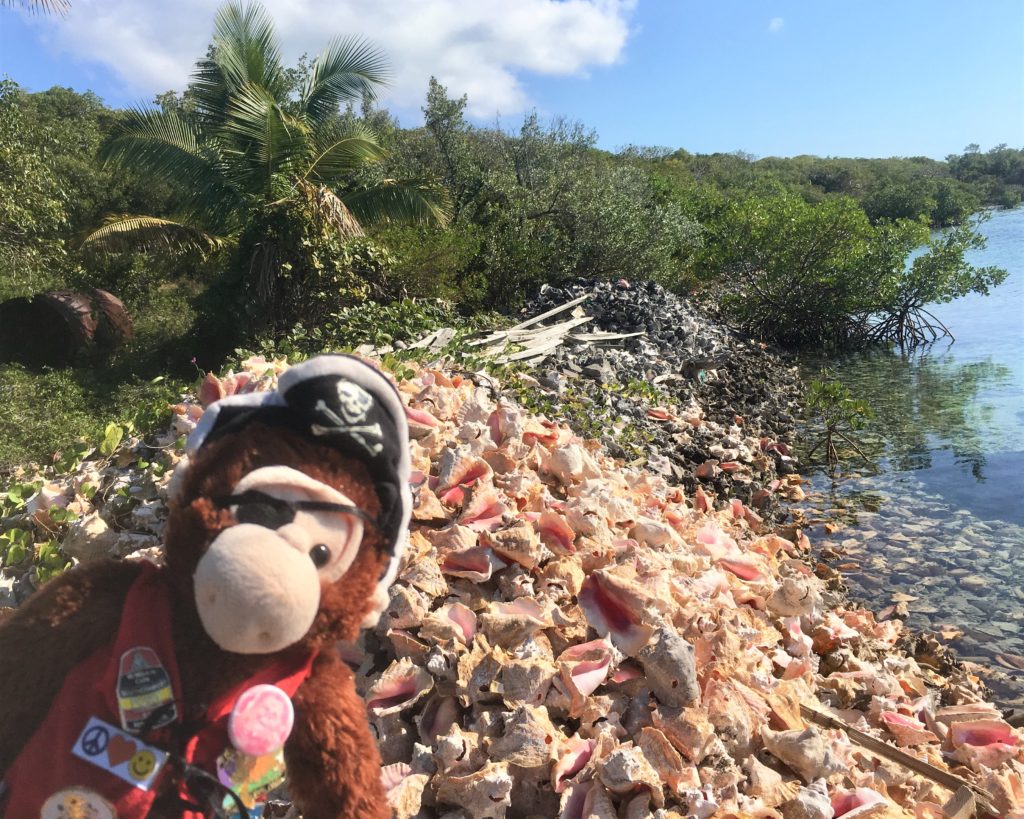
top-left (2, 0), bottom-right (1022, 159)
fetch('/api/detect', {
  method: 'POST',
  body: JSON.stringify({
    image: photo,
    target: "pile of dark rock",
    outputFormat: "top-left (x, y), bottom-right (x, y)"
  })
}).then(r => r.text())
top-left (515, 278), bottom-right (805, 516)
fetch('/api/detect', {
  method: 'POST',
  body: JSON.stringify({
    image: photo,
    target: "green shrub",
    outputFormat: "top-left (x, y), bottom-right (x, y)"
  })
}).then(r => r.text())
top-left (0, 364), bottom-right (183, 472)
top-left (373, 222), bottom-right (483, 301)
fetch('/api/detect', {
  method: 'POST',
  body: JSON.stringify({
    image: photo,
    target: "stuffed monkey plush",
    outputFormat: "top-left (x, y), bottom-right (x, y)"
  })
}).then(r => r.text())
top-left (0, 355), bottom-right (411, 818)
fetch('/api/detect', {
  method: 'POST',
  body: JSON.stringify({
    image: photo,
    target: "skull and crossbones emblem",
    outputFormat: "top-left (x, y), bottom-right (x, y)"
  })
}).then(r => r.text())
top-left (311, 381), bottom-right (384, 456)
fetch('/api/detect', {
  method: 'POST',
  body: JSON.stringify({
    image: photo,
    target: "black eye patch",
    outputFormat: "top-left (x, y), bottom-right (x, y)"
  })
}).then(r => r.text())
top-left (233, 494), bottom-right (296, 529)
top-left (211, 489), bottom-right (381, 533)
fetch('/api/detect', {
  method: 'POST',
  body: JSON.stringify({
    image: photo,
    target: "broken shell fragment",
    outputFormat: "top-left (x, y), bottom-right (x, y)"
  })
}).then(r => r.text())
top-left (782, 779), bottom-right (835, 819)
top-left (543, 442), bottom-right (602, 484)
top-left (557, 638), bottom-right (615, 712)
top-left (436, 450), bottom-right (493, 499)
top-left (420, 602), bottom-right (478, 645)
top-left (536, 509), bottom-right (577, 554)
top-left (652, 705), bottom-right (716, 765)
top-left (457, 484), bottom-right (508, 531)
top-left (384, 765), bottom-right (430, 819)
top-left (767, 575), bottom-right (820, 618)
top-left (830, 788), bottom-right (889, 818)
top-left (638, 726), bottom-right (700, 795)
top-left (559, 779), bottom-right (618, 819)
top-left (949, 719), bottom-right (1022, 770)
top-left (499, 655), bottom-right (557, 708)
top-left (479, 598), bottom-right (553, 649)
top-left (878, 712), bottom-right (938, 746)
top-left (742, 754), bottom-right (801, 807)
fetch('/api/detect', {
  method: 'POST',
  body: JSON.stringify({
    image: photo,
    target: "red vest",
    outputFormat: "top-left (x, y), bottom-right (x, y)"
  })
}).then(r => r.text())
top-left (1, 561), bottom-right (315, 818)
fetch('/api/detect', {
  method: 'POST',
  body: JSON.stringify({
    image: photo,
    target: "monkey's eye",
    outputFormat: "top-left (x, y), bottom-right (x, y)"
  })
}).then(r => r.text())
top-left (309, 543), bottom-right (332, 568)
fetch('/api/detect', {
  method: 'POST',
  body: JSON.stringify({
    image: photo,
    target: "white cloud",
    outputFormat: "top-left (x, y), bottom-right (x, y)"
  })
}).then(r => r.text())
top-left (32, 0), bottom-right (637, 118)
top-left (767, 17), bottom-right (784, 34)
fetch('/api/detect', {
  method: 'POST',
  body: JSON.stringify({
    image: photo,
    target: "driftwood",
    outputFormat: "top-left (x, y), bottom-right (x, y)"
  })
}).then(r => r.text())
top-left (800, 704), bottom-right (998, 817)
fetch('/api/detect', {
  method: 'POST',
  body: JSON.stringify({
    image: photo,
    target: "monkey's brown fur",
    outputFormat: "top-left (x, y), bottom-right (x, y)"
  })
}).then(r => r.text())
top-left (0, 423), bottom-right (392, 818)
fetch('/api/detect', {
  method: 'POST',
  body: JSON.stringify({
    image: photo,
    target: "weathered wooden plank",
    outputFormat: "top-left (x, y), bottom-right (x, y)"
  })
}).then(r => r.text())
top-left (513, 316), bottom-right (592, 342)
top-left (566, 330), bottom-right (645, 343)
top-left (942, 786), bottom-right (977, 819)
top-left (428, 327), bottom-right (457, 353)
top-left (800, 705), bottom-right (997, 816)
top-left (516, 352), bottom-right (558, 366)
top-left (504, 293), bottom-right (590, 332)
top-left (496, 337), bottom-right (566, 363)
top-left (471, 317), bottom-right (592, 358)
top-left (474, 315), bottom-right (593, 347)
top-left (408, 329), bottom-right (440, 349)
top-left (467, 330), bottom-right (511, 347)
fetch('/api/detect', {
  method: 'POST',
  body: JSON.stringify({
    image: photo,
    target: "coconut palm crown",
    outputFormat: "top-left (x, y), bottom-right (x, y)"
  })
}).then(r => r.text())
top-left (85, 2), bottom-right (448, 266)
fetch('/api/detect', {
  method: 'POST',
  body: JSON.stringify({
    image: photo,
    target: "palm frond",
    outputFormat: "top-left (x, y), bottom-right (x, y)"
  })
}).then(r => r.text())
top-left (303, 123), bottom-right (387, 183)
top-left (301, 36), bottom-right (389, 124)
top-left (213, 2), bottom-right (286, 98)
top-left (221, 82), bottom-right (306, 194)
top-left (102, 108), bottom-right (208, 180)
top-left (190, 55), bottom-right (231, 126)
top-left (100, 108), bottom-right (240, 232)
top-left (82, 215), bottom-right (226, 253)
top-left (343, 179), bottom-right (452, 228)
top-left (191, 1), bottom-right (286, 120)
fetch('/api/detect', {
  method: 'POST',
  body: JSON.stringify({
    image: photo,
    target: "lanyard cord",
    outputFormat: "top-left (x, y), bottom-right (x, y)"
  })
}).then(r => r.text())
top-left (137, 702), bottom-right (251, 819)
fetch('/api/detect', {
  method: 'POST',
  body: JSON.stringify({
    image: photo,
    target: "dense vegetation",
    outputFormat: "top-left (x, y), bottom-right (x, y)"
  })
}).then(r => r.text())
top-left (0, 0), bottom-right (1017, 468)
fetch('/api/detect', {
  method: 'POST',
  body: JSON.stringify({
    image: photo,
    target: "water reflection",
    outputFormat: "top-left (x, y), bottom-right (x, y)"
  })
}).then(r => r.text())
top-left (797, 347), bottom-right (1024, 708)
top-left (803, 348), bottom-right (1017, 515)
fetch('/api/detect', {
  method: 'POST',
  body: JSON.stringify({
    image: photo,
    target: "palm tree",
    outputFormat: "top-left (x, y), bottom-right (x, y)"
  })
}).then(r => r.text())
top-left (85, 2), bottom-right (448, 325)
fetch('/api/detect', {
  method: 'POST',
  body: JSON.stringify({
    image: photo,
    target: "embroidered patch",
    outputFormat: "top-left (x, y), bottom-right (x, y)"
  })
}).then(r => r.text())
top-left (116, 646), bottom-right (176, 733)
top-left (216, 747), bottom-right (287, 813)
top-left (72, 717), bottom-right (167, 791)
top-left (310, 382), bottom-right (384, 456)
top-left (41, 787), bottom-right (118, 819)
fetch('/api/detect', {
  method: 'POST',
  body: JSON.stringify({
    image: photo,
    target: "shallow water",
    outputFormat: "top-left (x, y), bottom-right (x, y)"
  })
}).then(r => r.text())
top-left (798, 206), bottom-right (1024, 707)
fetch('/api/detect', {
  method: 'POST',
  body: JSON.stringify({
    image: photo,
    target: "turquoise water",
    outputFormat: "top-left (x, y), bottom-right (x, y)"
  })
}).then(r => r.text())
top-left (800, 206), bottom-right (1024, 706)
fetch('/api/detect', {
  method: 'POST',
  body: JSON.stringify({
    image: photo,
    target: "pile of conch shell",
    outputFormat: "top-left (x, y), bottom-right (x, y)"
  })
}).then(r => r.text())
top-left (183, 361), bottom-right (1024, 818)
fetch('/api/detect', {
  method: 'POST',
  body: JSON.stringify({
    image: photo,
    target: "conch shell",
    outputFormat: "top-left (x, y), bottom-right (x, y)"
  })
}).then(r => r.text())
top-left (434, 760), bottom-right (514, 818)
top-left (365, 658), bottom-right (433, 716)
top-left (760, 726), bottom-right (845, 784)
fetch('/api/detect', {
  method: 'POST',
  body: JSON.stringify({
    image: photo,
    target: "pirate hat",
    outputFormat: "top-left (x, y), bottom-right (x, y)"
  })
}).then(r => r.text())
top-left (174, 354), bottom-right (412, 591)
